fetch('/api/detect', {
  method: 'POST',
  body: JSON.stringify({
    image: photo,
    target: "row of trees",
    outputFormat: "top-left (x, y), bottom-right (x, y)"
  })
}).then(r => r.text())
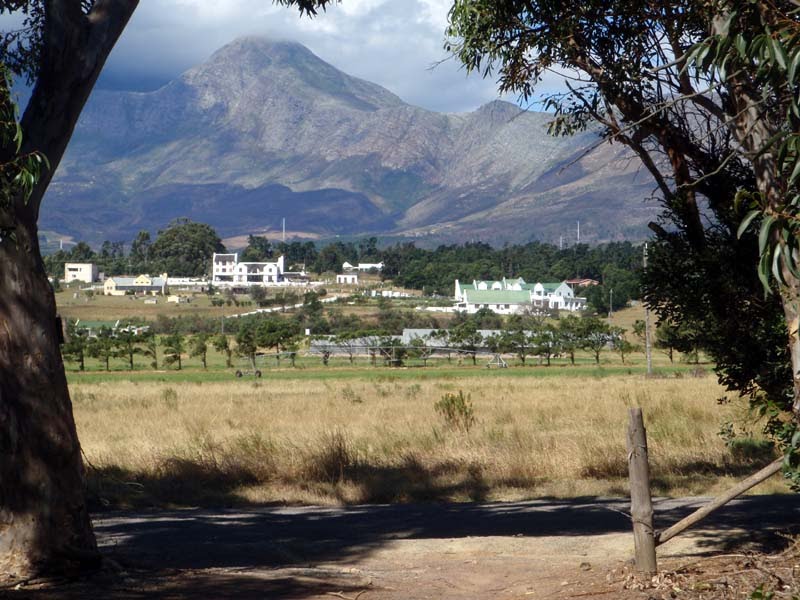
top-left (63, 309), bottom-right (695, 372)
top-left (312, 310), bottom-right (693, 368)
top-left (61, 322), bottom-right (236, 372)
top-left (379, 241), bottom-right (642, 298)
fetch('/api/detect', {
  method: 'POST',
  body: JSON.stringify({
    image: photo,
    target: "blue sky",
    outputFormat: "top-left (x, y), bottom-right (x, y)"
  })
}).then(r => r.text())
top-left (92, 0), bottom-right (564, 113)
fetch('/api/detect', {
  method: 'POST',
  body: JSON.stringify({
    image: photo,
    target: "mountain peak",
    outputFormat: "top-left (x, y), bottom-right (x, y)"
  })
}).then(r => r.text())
top-left (475, 99), bottom-right (523, 119)
top-left (184, 35), bottom-right (404, 112)
top-left (55, 38), bottom-right (657, 247)
top-left (207, 36), bottom-right (311, 65)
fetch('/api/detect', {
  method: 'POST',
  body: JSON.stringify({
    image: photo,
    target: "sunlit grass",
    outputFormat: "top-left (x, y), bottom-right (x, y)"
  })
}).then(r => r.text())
top-left (73, 371), bottom-right (789, 509)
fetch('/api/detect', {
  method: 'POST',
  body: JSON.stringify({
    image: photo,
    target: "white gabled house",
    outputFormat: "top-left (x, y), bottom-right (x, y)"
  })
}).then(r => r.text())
top-left (531, 282), bottom-right (585, 311)
top-left (212, 253), bottom-right (285, 287)
top-left (454, 277), bottom-right (585, 314)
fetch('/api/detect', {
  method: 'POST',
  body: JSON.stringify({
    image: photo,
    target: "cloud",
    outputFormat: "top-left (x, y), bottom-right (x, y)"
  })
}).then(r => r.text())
top-left (97, 0), bottom-right (566, 113)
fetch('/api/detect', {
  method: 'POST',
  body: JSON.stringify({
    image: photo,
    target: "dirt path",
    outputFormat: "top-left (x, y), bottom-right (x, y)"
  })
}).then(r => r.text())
top-left (6, 495), bottom-right (799, 599)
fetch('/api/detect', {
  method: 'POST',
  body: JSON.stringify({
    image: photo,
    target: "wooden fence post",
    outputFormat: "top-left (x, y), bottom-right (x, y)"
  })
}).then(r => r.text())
top-left (627, 407), bottom-right (657, 574)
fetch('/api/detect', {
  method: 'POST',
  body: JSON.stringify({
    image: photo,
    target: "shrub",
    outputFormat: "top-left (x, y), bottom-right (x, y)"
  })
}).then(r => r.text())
top-left (303, 430), bottom-right (358, 484)
top-left (434, 390), bottom-right (475, 432)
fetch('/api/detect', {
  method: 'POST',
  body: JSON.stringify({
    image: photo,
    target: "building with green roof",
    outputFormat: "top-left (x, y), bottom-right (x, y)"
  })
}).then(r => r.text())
top-left (454, 278), bottom-right (586, 314)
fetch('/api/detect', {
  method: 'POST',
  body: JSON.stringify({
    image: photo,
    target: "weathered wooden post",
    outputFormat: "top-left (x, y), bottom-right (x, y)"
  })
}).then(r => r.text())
top-left (627, 407), bottom-right (657, 574)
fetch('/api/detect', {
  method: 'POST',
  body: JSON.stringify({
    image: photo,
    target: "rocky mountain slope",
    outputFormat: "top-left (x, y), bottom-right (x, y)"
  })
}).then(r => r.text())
top-left (43, 37), bottom-right (660, 246)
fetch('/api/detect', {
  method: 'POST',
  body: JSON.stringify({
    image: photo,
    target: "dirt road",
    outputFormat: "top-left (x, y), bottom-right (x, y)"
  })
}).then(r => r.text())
top-left (7, 495), bottom-right (799, 599)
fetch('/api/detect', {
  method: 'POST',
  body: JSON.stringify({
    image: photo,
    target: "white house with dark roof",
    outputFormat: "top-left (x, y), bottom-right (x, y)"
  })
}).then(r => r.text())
top-left (454, 278), bottom-right (585, 313)
top-left (212, 253), bottom-right (285, 287)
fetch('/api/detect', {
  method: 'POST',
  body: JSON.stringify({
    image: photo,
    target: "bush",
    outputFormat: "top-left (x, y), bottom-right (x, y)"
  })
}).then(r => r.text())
top-left (303, 430), bottom-right (357, 484)
top-left (434, 390), bottom-right (475, 432)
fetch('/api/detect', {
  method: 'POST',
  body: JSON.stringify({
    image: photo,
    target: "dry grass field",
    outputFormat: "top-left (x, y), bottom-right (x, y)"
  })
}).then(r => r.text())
top-left (56, 289), bottom-right (228, 322)
top-left (74, 371), bottom-right (789, 509)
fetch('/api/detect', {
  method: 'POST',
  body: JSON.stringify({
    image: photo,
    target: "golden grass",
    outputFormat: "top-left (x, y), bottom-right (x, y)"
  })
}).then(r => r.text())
top-left (73, 372), bottom-right (789, 509)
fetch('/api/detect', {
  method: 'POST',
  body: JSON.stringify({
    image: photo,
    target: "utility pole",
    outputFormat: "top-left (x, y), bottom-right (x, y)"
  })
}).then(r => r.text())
top-left (643, 243), bottom-right (653, 375)
top-left (559, 235), bottom-right (563, 251)
top-left (577, 221), bottom-right (581, 244)
top-left (609, 288), bottom-right (614, 319)
top-left (282, 218), bottom-right (286, 243)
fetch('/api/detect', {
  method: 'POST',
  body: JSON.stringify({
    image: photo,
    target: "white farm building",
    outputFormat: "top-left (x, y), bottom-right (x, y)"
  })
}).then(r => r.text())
top-left (212, 253), bottom-right (285, 287)
top-left (454, 278), bottom-right (585, 314)
top-left (64, 262), bottom-right (98, 284)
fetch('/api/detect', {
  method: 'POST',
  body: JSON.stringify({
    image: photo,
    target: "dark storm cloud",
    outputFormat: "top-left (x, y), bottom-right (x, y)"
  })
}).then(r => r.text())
top-left (97, 0), bottom-right (564, 113)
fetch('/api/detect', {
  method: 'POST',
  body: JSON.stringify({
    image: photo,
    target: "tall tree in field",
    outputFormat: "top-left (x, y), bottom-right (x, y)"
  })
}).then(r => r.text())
top-left (61, 320), bottom-right (89, 371)
top-left (212, 333), bottom-right (234, 368)
top-left (0, 0), bottom-right (337, 578)
top-left (189, 333), bottom-right (210, 370)
top-left (148, 219), bottom-right (225, 277)
top-left (446, 0), bottom-right (800, 473)
top-left (162, 332), bottom-right (185, 371)
top-left (86, 327), bottom-right (120, 372)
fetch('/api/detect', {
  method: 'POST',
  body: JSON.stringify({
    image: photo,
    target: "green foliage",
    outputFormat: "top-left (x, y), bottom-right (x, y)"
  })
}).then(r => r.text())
top-left (212, 333), bottom-right (233, 368)
top-left (446, 320), bottom-right (483, 365)
top-left (86, 327), bottom-right (120, 372)
top-left (235, 321), bottom-right (259, 368)
top-left (272, 0), bottom-right (339, 17)
top-left (248, 285), bottom-right (268, 307)
top-left (749, 585), bottom-right (774, 600)
top-left (189, 333), bottom-right (210, 370)
top-left (148, 219), bottom-right (225, 277)
top-left (609, 327), bottom-right (633, 365)
top-left (434, 390), bottom-right (476, 432)
top-left (585, 265), bottom-right (639, 314)
top-left (0, 65), bottom-right (47, 242)
top-left (256, 315), bottom-right (301, 365)
top-left (580, 317), bottom-right (611, 365)
top-left (558, 314), bottom-right (583, 365)
top-left (445, 0), bottom-right (800, 484)
top-left (380, 241), bottom-right (641, 296)
top-left (140, 331), bottom-right (159, 370)
top-left (240, 235), bottom-right (273, 262)
top-left (162, 332), bottom-right (186, 371)
top-left (115, 328), bottom-right (143, 371)
top-left (61, 320), bottom-right (88, 371)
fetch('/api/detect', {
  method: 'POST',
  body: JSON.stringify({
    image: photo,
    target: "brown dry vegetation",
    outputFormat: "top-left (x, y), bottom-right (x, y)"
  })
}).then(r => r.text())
top-left (56, 290), bottom-right (227, 322)
top-left (73, 372), bottom-right (789, 509)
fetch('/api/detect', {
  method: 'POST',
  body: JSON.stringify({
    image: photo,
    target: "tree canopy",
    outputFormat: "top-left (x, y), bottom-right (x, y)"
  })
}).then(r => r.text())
top-left (148, 219), bottom-right (225, 277)
top-left (446, 0), bottom-right (800, 472)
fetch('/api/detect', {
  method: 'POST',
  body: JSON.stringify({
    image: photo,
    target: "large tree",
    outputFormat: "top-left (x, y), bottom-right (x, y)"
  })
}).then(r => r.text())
top-left (0, 0), bottom-right (336, 579)
top-left (148, 219), bottom-right (225, 277)
top-left (446, 0), bottom-right (800, 469)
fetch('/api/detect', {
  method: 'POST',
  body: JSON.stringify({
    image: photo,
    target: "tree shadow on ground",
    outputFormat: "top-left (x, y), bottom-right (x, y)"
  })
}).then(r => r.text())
top-left (4, 569), bottom-right (372, 600)
top-left (7, 495), bottom-right (798, 599)
top-left (85, 458), bottom-right (495, 510)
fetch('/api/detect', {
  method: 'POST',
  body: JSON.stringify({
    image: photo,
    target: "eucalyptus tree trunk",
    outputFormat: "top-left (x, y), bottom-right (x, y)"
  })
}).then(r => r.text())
top-left (0, 212), bottom-right (99, 578)
top-left (0, 0), bottom-right (138, 579)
